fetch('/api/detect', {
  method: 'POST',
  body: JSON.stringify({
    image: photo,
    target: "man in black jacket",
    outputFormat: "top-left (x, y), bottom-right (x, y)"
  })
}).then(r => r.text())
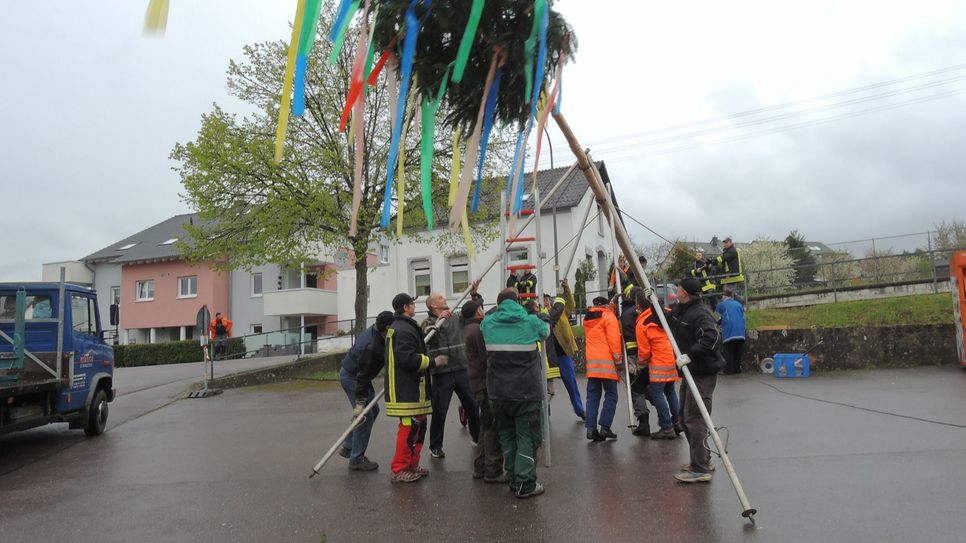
top-left (670, 277), bottom-right (725, 483)
top-left (463, 301), bottom-right (504, 483)
top-left (619, 288), bottom-right (651, 437)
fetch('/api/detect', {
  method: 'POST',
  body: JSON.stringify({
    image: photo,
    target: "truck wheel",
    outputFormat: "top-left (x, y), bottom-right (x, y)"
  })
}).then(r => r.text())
top-left (84, 389), bottom-right (109, 436)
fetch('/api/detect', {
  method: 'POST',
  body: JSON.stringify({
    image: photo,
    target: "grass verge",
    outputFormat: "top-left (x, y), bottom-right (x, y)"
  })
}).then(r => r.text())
top-left (747, 293), bottom-right (954, 329)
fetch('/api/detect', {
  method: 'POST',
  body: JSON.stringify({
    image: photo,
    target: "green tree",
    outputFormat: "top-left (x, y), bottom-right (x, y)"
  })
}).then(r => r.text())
top-left (574, 258), bottom-right (596, 311)
top-left (784, 230), bottom-right (819, 287)
top-left (659, 241), bottom-right (696, 281)
top-left (933, 220), bottom-right (966, 250)
top-left (173, 6), bottom-right (510, 331)
top-left (743, 238), bottom-right (795, 293)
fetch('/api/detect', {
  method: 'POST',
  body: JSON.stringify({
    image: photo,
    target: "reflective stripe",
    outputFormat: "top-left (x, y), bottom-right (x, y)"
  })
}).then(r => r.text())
top-left (487, 343), bottom-right (539, 352)
top-left (625, 341), bottom-right (637, 349)
top-left (418, 354), bottom-right (430, 371)
top-left (554, 297), bottom-right (565, 305)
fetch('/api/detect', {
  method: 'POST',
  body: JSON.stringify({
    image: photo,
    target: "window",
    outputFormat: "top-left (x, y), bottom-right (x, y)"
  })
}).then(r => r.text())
top-left (110, 286), bottom-right (121, 305)
top-left (70, 295), bottom-right (95, 335)
top-left (509, 249), bottom-right (529, 264)
top-left (159, 238), bottom-right (178, 246)
top-left (379, 243), bottom-right (390, 264)
top-left (410, 259), bottom-right (432, 296)
top-left (136, 280), bottom-right (155, 301)
top-left (0, 295), bottom-right (53, 320)
top-left (251, 273), bottom-right (263, 297)
top-left (117, 242), bottom-right (138, 251)
top-left (448, 255), bottom-right (470, 295)
top-left (251, 323), bottom-right (263, 335)
top-left (597, 204), bottom-right (605, 236)
top-left (178, 276), bottom-right (197, 298)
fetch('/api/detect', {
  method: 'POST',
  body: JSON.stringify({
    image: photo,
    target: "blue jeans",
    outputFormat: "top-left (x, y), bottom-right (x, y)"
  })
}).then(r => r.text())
top-left (339, 367), bottom-right (379, 462)
top-left (585, 378), bottom-right (618, 430)
top-left (648, 381), bottom-right (680, 430)
top-left (556, 353), bottom-right (585, 417)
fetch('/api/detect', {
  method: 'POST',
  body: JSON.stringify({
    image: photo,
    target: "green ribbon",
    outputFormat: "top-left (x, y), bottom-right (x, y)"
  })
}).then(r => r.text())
top-left (297, 0), bottom-right (324, 57)
top-left (329, 0), bottom-right (361, 65)
top-left (452, 0), bottom-right (484, 83)
top-left (523, 0), bottom-right (547, 103)
top-left (418, 66), bottom-right (453, 229)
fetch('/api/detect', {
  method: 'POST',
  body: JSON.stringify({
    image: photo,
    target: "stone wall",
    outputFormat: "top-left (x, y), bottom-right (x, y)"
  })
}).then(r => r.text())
top-left (744, 324), bottom-right (958, 371)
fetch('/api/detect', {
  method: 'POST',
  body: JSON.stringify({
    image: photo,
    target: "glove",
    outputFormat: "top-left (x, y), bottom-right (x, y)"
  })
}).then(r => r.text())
top-left (615, 361), bottom-right (626, 375)
top-left (434, 355), bottom-right (449, 368)
top-left (676, 354), bottom-right (691, 368)
top-left (351, 403), bottom-right (366, 419)
top-left (643, 286), bottom-right (654, 299)
top-left (627, 359), bottom-right (640, 377)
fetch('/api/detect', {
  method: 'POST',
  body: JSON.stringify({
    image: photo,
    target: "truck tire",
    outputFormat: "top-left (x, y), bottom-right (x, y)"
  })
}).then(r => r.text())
top-left (84, 389), bottom-right (109, 436)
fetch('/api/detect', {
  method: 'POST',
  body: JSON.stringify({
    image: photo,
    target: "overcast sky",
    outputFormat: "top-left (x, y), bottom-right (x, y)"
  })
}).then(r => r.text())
top-left (2, 1), bottom-right (965, 281)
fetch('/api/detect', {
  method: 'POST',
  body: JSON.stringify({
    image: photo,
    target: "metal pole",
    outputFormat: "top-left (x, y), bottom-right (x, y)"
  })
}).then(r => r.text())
top-left (300, 264), bottom-right (306, 357)
top-left (533, 183), bottom-right (552, 468)
top-left (310, 163), bottom-right (579, 475)
top-left (928, 232), bottom-right (938, 293)
top-left (553, 112), bottom-right (756, 523)
top-left (57, 267), bottom-right (66, 379)
top-left (562, 189), bottom-right (596, 279)
top-left (831, 259), bottom-right (838, 303)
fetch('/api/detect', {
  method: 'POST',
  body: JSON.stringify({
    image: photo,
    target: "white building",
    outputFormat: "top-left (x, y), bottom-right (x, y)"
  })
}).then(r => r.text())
top-left (336, 163), bottom-right (622, 328)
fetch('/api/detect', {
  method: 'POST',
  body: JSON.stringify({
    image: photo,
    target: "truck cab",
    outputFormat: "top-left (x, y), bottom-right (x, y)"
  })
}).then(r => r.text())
top-left (0, 282), bottom-right (115, 436)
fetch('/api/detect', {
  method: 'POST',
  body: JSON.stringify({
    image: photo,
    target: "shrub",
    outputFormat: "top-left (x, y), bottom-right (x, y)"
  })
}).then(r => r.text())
top-left (114, 338), bottom-right (245, 367)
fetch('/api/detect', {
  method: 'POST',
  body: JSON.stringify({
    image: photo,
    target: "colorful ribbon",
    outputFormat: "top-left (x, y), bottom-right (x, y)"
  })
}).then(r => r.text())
top-left (274, 0), bottom-right (308, 163)
top-left (529, 3), bottom-right (549, 118)
top-left (144, 0), bottom-right (169, 35)
top-left (472, 67), bottom-right (502, 213)
top-left (329, 0), bottom-right (361, 64)
top-left (292, 0), bottom-right (324, 117)
top-left (293, 55), bottom-right (308, 116)
top-left (380, 0), bottom-right (424, 229)
top-left (523, 0), bottom-right (547, 104)
top-left (396, 93), bottom-right (418, 238)
top-left (348, 0), bottom-right (372, 237)
top-left (448, 125), bottom-right (462, 207)
top-left (530, 52), bottom-right (566, 193)
top-left (418, 66), bottom-right (452, 229)
top-left (449, 52), bottom-right (499, 230)
top-left (452, 0), bottom-right (485, 83)
top-left (338, 0), bottom-right (372, 132)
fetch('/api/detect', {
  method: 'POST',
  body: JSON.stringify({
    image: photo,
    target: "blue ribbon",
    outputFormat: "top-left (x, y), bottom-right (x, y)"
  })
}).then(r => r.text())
top-left (380, 0), bottom-right (427, 228)
top-left (292, 55), bottom-right (308, 117)
top-left (472, 68), bottom-right (502, 213)
top-left (512, 129), bottom-right (529, 214)
top-left (554, 77), bottom-right (562, 115)
top-left (328, 0), bottom-right (352, 42)
top-left (529, 6), bottom-right (549, 120)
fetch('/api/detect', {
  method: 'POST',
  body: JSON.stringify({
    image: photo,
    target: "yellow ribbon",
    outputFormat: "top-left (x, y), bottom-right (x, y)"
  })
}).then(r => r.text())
top-left (448, 125), bottom-right (462, 207)
top-left (395, 93), bottom-right (417, 238)
top-left (144, 0), bottom-right (169, 35)
top-left (274, 0), bottom-right (308, 163)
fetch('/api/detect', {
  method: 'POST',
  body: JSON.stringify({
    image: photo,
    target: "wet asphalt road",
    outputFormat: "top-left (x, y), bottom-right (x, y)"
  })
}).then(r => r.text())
top-left (2, 366), bottom-right (966, 542)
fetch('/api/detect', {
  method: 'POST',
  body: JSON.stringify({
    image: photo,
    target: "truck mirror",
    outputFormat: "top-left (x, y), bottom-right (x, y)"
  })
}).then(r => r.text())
top-left (110, 304), bottom-right (119, 326)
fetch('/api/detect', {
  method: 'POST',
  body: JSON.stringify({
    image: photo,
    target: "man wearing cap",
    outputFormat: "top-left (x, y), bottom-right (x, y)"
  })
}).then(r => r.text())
top-left (711, 237), bottom-right (745, 298)
top-left (421, 292), bottom-right (480, 459)
top-left (669, 277), bottom-right (726, 483)
top-left (339, 311), bottom-right (395, 471)
top-left (463, 300), bottom-right (505, 482)
top-left (482, 287), bottom-right (551, 498)
top-left (385, 293), bottom-right (449, 483)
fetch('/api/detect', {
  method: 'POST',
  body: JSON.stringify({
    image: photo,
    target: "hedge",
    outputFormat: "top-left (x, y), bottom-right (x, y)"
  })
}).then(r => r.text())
top-left (114, 338), bottom-right (246, 368)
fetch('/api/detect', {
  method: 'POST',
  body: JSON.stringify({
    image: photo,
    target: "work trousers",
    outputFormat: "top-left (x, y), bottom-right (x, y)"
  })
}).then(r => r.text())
top-left (339, 368), bottom-right (378, 462)
top-left (391, 415), bottom-right (427, 474)
top-left (679, 374), bottom-right (717, 474)
top-left (430, 369), bottom-right (480, 450)
top-left (585, 378), bottom-right (619, 430)
top-left (629, 357), bottom-right (651, 420)
top-left (491, 400), bottom-right (542, 492)
top-left (556, 353), bottom-right (585, 417)
top-left (648, 380), bottom-right (680, 430)
top-left (473, 391), bottom-right (504, 479)
top-left (723, 339), bottom-right (745, 374)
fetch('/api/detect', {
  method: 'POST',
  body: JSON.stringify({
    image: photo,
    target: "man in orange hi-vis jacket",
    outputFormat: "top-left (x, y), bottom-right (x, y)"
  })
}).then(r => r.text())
top-left (583, 296), bottom-right (624, 442)
top-left (209, 312), bottom-right (233, 360)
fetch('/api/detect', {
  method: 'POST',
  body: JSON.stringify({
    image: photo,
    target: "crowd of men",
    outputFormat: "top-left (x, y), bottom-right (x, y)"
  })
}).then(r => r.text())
top-left (337, 252), bottom-right (746, 498)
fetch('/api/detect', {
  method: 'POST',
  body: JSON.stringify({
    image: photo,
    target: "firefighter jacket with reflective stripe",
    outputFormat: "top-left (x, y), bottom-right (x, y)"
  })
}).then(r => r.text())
top-left (714, 246), bottom-right (745, 285)
top-left (481, 299), bottom-right (550, 401)
top-left (619, 300), bottom-right (639, 356)
top-left (384, 315), bottom-right (434, 417)
top-left (537, 297), bottom-right (567, 379)
top-left (635, 308), bottom-right (679, 383)
top-left (549, 283), bottom-right (579, 358)
top-left (583, 305), bottom-right (623, 381)
top-left (690, 260), bottom-right (716, 292)
top-left (506, 271), bottom-right (538, 299)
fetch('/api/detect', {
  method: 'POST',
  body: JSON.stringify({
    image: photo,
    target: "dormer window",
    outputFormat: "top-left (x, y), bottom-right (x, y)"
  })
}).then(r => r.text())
top-left (117, 243), bottom-right (138, 250)
top-left (160, 238), bottom-right (178, 246)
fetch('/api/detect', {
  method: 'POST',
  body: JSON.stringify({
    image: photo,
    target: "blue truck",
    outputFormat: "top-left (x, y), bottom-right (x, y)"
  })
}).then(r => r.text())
top-left (0, 280), bottom-right (115, 436)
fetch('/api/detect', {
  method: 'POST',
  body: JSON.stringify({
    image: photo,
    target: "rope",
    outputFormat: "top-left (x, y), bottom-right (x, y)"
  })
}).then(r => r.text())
top-left (760, 380), bottom-right (966, 429)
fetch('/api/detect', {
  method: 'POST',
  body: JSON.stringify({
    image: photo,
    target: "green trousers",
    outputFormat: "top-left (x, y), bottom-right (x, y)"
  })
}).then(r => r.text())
top-left (490, 399), bottom-right (543, 491)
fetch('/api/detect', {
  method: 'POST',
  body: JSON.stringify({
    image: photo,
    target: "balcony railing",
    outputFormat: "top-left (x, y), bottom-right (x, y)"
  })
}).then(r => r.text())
top-left (262, 288), bottom-right (338, 316)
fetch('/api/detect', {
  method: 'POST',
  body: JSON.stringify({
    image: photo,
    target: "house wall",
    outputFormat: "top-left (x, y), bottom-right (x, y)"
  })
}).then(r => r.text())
top-left (120, 260), bottom-right (228, 330)
top-left (91, 262), bottom-right (122, 336)
top-left (335, 192), bottom-right (611, 331)
top-left (230, 264), bottom-right (282, 337)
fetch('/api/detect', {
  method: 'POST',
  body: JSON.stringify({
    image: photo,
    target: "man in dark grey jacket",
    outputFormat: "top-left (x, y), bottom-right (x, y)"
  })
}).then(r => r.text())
top-left (670, 277), bottom-right (726, 483)
top-left (422, 292), bottom-right (480, 458)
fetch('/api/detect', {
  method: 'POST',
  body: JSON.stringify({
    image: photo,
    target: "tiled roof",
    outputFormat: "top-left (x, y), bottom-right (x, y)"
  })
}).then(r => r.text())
top-left (82, 213), bottom-right (206, 264)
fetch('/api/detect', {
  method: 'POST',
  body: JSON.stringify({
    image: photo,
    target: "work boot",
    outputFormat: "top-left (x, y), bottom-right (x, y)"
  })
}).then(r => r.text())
top-left (674, 471), bottom-right (712, 483)
top-left (516, 482), bottom-right (546, 499)
top-left (681, 463), bottom-right (716, 472)
top-left (586, 428), bottom-right (604, 442)
top-left (651, 428), bottom-right (676, 440)
top-left (390, 469), bottom-right (421, 483)
top-left (599, 427), bottom-right (618, 440)
top-left (673, 420), bottom-right (685, 436)
top-left (632, 417), bottom-right (651, 437)
top-left (413, 466), bottom-right (429, 477)
top-left (348, 456), bottom-right (379, 471)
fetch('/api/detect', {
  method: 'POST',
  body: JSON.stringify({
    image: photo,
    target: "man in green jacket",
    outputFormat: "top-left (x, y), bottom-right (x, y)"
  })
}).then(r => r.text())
top-left (481, 287), bottom-right (551, 499)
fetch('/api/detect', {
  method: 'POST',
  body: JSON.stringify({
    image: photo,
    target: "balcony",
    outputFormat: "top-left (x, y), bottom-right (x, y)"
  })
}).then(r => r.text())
top-left (262, 288), bottom-right (338, 316)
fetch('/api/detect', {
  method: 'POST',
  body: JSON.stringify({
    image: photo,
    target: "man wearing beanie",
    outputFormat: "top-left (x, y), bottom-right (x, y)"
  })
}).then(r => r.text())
top-left (339, 310), bottom-right (396, 471)
top-left (669, 277), bottom-right (726, 483)
top-left (385, 293), bottom-right (449, 483)
top-left (463, 300), bottom-right (505, 482)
